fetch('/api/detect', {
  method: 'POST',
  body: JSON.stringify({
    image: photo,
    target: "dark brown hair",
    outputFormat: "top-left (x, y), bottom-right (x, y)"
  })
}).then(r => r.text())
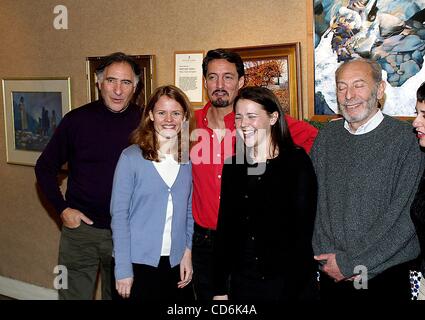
top-left (202, 48), bottom-right (245, 79)
top-left (417, 81), bottom-right (425, 102)
top-left (233, 86), bottom-right (295, 156)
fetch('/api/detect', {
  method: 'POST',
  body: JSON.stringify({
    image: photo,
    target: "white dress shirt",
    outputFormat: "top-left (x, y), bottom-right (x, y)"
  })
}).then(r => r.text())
top-left (344, 109), bottom-right (384, 135)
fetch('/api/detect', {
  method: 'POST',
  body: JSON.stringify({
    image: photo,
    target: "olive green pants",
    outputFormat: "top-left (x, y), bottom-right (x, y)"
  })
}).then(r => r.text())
top-left (58, 223), bottom-right (112, 300)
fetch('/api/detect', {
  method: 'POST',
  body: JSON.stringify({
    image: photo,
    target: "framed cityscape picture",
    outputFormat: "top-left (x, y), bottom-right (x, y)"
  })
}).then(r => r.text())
top-left (2, 77), bottom-right (71, 165)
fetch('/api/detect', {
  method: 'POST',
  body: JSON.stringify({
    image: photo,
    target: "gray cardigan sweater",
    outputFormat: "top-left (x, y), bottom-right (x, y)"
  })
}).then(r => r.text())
top-left (311, 116), bottom-right (424, 279)
top-left (110, 144), bottom-right (194, 280)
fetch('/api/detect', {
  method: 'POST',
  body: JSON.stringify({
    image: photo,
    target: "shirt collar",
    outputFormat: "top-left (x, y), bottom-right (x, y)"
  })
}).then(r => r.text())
top-left (344, 110), bottom-right (384, 135)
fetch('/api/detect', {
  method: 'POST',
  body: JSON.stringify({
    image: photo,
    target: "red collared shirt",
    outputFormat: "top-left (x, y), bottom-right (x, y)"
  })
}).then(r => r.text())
top-left (191, 102), bottom-right (236, 229)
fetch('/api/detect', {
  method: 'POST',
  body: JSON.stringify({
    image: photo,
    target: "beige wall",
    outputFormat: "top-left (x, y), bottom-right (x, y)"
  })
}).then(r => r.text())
top-left (0, 0), bottom-right (313, 289)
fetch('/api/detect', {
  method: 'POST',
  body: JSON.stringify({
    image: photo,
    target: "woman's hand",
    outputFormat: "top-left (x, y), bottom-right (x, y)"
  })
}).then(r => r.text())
top-left (116, 277), bottom-right (133, 298)
top-left (178, 248), bottom-right (193, 288)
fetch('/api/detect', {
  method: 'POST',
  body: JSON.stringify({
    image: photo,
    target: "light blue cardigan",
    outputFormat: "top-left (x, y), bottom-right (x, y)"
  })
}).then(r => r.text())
top-left (110, 144), bottom-right (194, 280)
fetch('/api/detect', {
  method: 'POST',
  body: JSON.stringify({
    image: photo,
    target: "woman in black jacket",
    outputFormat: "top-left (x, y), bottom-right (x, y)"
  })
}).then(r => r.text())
top-left (212, 86), bottom-right (319, 301)
top-left (411, 81), bottom-right (425, 300)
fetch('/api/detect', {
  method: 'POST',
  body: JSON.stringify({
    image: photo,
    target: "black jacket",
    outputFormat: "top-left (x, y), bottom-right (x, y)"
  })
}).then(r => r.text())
top-left (212, 147), bottom-right (319, 301)
top-left (411, 169), bottom-right (425, 274)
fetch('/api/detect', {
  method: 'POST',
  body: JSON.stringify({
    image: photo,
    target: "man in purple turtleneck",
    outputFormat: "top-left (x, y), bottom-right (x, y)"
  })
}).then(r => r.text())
top-left (35, 52), bottom-right (142, 300)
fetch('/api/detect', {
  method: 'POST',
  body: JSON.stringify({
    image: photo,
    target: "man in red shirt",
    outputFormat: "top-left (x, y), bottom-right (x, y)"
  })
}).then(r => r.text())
top-left (190, 49), bottom-right (318, 300)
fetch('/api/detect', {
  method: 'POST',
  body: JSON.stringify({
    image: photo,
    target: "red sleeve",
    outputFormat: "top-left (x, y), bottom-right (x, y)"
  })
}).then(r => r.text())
top-left (285, 115), bottom-right (318, 154)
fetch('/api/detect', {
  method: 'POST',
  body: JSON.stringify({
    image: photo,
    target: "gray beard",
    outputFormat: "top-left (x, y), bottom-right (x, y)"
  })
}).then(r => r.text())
top-left (338, 87), bottom-right (378, 123)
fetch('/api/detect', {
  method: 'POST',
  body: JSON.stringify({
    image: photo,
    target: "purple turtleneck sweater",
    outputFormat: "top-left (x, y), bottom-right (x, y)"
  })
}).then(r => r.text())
top-left (35, 100), bottom-right (142, 229)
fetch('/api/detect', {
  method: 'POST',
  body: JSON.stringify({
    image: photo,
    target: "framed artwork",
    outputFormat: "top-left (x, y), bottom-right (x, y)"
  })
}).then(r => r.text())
top-left (227, 43), bottom-right (302, 119)
top-left (174, 51), bottom-right (205, 106)
top-left (311, 0), bottom-right (425, 121)
top-left (86, 55), bottom-right (154, 108)
top-left (2, 77), bottom-right (71, 166)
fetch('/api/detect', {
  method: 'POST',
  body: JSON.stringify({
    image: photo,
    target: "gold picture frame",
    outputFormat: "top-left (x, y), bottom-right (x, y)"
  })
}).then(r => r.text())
top-left (226, 43), bottom-right (302, 119)
top-left (2, 77), bottom-right (71, 166)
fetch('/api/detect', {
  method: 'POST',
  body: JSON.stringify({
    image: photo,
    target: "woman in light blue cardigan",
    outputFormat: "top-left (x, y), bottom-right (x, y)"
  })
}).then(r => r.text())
top-left (110, 85), bottom-right (195, 301)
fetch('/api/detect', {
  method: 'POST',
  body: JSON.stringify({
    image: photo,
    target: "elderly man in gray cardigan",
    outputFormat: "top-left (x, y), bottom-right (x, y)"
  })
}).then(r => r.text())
top-left (311, 58), bottom-right (424, 301)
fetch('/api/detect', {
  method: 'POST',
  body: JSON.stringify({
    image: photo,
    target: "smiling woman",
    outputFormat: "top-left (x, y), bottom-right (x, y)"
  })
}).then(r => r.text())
top-left (412, 82), bottom-right (425, 148)
top-left (149, 96), bottom-right (185, 141)
top-left (410, 81), bottom-right (425, 300)
top-left (234, 97), bottom-right (278, 157)
top-left (212, 86), bottom-right (319, 301)
top-left (110, 85), bottom-right (196, 301)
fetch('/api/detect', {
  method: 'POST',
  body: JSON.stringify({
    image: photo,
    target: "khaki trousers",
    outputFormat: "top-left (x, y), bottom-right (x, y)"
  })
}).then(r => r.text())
top-left (58, 223), bottom-right (112, 300)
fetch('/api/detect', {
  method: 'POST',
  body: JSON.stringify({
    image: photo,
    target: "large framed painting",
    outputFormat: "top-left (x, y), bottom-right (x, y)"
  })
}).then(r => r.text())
top-left (227, 43), bottom-right (302, 119)
top-left (311, 0), bottom-right (425, 121)
top-left (2, 77), bottom-right (71, 166)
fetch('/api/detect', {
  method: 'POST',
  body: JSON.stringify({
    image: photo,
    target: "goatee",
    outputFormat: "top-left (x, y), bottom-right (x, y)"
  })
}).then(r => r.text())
top-left (211, 99), bottom-right (230, 108)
